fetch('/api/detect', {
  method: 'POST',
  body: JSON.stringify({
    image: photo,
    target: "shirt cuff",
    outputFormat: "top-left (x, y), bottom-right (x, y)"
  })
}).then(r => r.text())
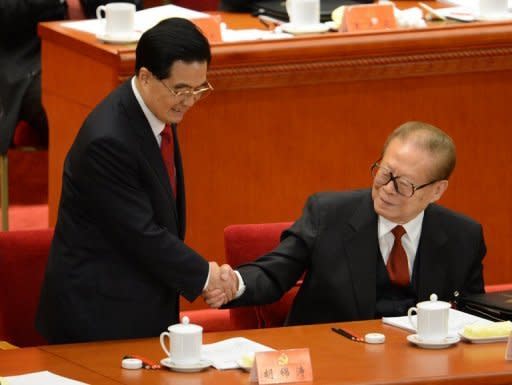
top-left (203, 264), bottom-right (211, 291)
top-left (234, 270), bottom-right (246, 298)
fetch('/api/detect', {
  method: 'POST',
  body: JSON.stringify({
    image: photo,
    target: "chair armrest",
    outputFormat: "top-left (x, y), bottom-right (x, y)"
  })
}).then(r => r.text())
top-left (485, 283), bottom-right (512, 293)
top-left (180, 309), bottom-right (234, 332)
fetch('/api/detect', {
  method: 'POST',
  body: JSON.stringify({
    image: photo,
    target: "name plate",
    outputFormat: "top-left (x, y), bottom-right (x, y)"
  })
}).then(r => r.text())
top-left (250, 348), bottom-right (313, 384)
top-left (342, 3), bottom-right (397, 33)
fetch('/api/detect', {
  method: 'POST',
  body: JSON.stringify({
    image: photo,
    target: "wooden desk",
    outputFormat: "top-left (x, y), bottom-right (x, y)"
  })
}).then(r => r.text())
top-left (0, 347), bottom-right (119, 384)
top-left (36, 320), bottom-right (512, 385)
top-left (39, 6), bottom-right (512, 298)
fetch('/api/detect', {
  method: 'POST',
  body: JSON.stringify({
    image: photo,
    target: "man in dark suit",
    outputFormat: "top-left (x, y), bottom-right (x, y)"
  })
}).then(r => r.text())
top-left (0, 0), bottom-right (68, 156)
top-left (36, 18), bottom-right (236, 344)
top-left (206, 121), bottom-right (486, 324)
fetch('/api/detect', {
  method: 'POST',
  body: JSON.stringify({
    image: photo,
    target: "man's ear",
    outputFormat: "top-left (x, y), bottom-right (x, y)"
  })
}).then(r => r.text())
top-left (430, 180), bottom-right (448, 202)
top-left (138, 67), bottom-right (151, 85)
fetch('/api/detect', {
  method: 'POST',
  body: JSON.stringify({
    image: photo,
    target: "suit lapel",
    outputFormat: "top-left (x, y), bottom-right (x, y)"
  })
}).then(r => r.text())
top-left (119, 82), bottom-right (180, 229)
top-left (414, 205), bottom-right (449, 300)
top-left (344, 193), bottom-right (379, 319)
top-left (171, 124), bottom-right (186, 238)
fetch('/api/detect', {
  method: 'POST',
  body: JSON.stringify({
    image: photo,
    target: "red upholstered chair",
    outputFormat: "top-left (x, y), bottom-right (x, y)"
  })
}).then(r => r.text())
top-left (485, 284), bottom-right (512, 293)
top-left (1, 121), bottom-right (48, 231)
top-left (0, 228), bottom-right (233, 346)
top-left (224, 222), bottom-right (301, 329)
top-left (0, 228), bottom-right (53, 347)
top-left (180, 308), bottom-right (234, 332)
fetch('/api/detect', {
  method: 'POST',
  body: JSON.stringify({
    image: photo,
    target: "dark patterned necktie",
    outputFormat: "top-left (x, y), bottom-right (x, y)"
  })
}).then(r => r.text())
top-left (387, 225), bottom-right (409, 286)
top-left (160, 124), bottom-right (176, 198)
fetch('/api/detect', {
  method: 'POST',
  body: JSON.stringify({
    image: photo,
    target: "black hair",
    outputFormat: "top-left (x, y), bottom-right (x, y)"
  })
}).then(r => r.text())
top-left (135, 17), bottom-right (211, 79)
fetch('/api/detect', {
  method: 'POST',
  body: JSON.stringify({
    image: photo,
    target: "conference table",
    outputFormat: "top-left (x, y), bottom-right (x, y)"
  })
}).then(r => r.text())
top-left (2, 320), bottom-right (512, 384)
top-left (39, 2), bottom-right (512, 298)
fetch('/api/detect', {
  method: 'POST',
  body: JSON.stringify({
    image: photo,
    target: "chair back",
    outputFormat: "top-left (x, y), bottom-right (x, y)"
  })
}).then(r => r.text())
top-left (224, 222), bottom-right (299, 329)
top-left (0, 229), bottom-right (53, 347)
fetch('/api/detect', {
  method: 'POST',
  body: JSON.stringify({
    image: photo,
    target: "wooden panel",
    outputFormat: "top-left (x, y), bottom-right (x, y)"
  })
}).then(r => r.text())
top-left (39, 8), bottom-right (512, 311)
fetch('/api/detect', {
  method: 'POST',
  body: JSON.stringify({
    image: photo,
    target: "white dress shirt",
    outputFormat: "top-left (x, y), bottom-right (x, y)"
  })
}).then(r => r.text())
top-left (378, 212), bottom-right (424, 277)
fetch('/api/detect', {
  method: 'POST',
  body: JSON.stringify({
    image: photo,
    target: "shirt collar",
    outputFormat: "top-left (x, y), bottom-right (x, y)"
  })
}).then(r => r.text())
top-left (131, 76), bottom-right (166, 140)
top-left (378, 211), bottom-right (425, 242)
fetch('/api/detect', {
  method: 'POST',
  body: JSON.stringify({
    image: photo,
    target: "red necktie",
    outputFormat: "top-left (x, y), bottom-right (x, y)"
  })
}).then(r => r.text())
top-left (387, 225), bottom-right (410, 286)
top-left (160, 124), bottom-right (176, 198)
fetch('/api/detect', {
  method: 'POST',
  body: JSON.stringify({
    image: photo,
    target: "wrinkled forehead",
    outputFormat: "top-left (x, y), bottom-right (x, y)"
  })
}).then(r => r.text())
top-left (382, 138), bottom-right (439, 181)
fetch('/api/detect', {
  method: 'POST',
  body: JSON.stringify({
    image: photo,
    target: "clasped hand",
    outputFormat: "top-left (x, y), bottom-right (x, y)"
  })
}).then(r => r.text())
top-left (203, 262), bottom-right (238, 308)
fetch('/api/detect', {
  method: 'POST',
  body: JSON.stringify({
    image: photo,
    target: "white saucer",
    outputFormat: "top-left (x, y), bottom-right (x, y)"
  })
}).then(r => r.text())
top-left (407, 334), bottom-right (460, 349)
top-left (160, 358), bottom-right (211, 372)
top-left (96, 31), bottom-right (141, 44)
top-left (280, 22), bottom-right (330, 35)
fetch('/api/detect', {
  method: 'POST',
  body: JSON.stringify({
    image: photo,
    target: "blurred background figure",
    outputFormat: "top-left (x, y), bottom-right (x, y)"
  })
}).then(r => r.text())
top-left (0, 0), bottom-right (68, 156)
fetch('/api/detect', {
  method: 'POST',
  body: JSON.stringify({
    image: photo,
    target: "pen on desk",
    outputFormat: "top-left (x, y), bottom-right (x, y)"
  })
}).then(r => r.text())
top-left (257, 14), bottom-right (284, 29)
top-left (418, 2), bottom-right (447, 21)
top-left (331, 327), bottom-right (365, 343)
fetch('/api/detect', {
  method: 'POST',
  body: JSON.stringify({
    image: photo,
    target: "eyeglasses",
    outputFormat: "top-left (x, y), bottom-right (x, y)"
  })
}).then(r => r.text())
top-left (370, 162), bottom-right (439, 198)
top-left (159, 79), bottom-right (213, 101)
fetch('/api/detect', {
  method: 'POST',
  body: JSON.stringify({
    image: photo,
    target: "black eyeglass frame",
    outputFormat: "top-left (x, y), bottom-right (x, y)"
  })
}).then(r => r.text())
top-left (370, 161), bottom-right (439, 198)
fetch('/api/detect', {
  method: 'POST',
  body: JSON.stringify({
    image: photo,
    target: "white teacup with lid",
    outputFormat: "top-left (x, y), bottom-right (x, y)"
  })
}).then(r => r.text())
top-left (407, 294), bottom-right (451, 342)
top-left (160, 316), bottom-right (202, 366)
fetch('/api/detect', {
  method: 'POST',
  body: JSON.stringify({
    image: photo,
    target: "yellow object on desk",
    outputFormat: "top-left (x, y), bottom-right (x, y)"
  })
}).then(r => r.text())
top-left (463, 321), bottom-right (512, 338)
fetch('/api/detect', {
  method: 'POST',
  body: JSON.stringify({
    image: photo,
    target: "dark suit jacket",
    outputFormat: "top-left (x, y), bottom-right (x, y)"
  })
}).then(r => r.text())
top-left (36, 81), bottom-right (209, 343)
top-left (230, 189), bottom-right (486, 325)
top-left (0, 0), bottom-right (67, 154)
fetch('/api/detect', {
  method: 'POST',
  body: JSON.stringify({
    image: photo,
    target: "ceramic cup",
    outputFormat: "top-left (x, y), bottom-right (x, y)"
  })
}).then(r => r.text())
top-left (96, 2), bottom-right (135, 37)
top-left (407, 293), bottom-right (451, 342)
top-left (286, 0), bottom-right (320, 26)
top-left (160, 316), bottom-right (202, 366)
top-left (479, 0), bottom-right (509, 19)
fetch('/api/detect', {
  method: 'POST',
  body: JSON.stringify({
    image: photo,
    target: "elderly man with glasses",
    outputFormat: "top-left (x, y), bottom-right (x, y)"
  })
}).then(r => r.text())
top-left (36, 18), bottom-right (236, 344)
top-left (207, 121), bottom-right (486, 324)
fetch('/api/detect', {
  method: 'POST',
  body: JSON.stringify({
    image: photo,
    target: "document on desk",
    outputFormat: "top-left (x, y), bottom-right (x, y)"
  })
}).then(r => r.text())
top-left (2, 371), bottom-right (87, 385)
top-left (201, 337), bottom-right (274, 370)
top-left (382, 308), bottom-right (491, 335)
top-left (62, 4), bottom-right (209, 35)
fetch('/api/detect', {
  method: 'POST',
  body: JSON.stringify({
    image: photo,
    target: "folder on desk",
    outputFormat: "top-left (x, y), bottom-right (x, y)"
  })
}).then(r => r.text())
top-left (252, 0), bottom-right (373, 22)
top-left (458, 291), bottom-right (512, 322)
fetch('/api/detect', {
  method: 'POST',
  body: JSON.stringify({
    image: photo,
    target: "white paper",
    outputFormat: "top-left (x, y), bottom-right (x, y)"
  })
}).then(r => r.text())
top-left (201, 337), bottom-right (274, 370)
top-left (439, 0), bottom-right (512, 9)
top-left (382, 308), bottom-right (492, 336)
top-left (61, 4), bottom-right (210, 36)
top-left (221, 28), bottom-right (293, 42)
top-left (3, 371), bottom-right (88, 385)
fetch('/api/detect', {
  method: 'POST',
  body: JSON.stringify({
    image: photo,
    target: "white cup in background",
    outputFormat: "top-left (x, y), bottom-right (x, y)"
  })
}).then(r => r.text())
top-left (407, 294), bottom-right (451, 342)
top-left (479, 0), bottom-right (509, 19)
top-left (96, 2), bottom-right (135, 37)
top-left (286, 0), bottom-right (320, 26)
top-left (160, 317), bottom-right (202, 366)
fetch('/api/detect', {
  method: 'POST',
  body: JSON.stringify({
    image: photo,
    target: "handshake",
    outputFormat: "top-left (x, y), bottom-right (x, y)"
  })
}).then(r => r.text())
top-left (203, 262), bottom-right (239, 308)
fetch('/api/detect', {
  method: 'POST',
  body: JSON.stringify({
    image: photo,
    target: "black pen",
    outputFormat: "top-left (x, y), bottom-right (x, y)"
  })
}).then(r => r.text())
top-left (331, 327), bottom-right (365, 343)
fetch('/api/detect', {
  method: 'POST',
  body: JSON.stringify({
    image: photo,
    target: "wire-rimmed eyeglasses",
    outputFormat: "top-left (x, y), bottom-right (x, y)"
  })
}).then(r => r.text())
top-left (159, 79), bottom-right (213, 101)
top-left (370, 162), bottom-right (439, 198)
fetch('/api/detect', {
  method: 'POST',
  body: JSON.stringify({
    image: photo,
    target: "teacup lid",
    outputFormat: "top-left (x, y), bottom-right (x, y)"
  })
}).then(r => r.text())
top-left (169, 316), bottom-right (203, 334)
top-left (418, 293), bottom-right (451, 310)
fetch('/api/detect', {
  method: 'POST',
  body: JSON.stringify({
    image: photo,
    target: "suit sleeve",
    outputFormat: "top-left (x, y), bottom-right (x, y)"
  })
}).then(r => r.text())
top-left (78, 137), bottom-right (209, 301)
top-left (228, 194), bottom-right (321, 306)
